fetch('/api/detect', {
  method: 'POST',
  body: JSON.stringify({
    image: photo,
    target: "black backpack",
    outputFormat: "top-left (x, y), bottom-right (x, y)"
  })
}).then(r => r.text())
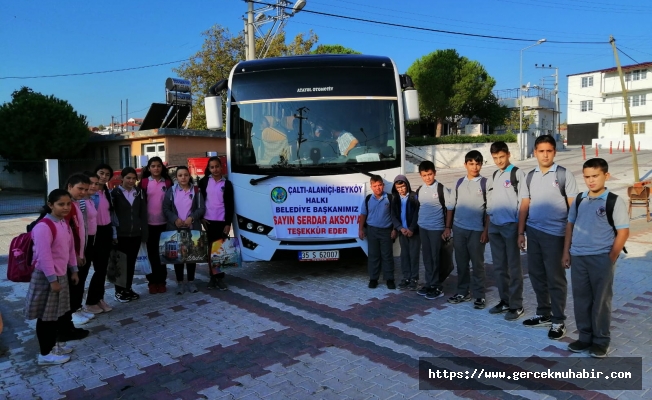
top-left (454, 177), bottom-right (487, 227)
top-left (525, 166), bottom-right (568, 208)
top-left (492, 166), bottom-right (520, 195)
top-left (574, 192), bottom-right (627, 253)
top-left (364, 192), bottom-right (393, 227)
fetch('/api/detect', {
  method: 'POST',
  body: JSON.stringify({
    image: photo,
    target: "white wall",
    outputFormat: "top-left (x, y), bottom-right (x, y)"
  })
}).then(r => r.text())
top-left (406, 142), bottom-right (522, 171)
top-left (568, 73), bottom-right (602, 124)
top-left (569, 66), bottom-right (652, 143)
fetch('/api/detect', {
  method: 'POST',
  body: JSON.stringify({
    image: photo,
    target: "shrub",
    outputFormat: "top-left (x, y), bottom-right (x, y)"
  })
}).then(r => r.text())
top-left (406, 133), bottom-right (517, 147)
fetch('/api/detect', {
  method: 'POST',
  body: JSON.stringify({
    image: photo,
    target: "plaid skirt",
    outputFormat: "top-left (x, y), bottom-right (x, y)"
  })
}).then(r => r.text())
top-left (24, 269), bottom-right (70, 321)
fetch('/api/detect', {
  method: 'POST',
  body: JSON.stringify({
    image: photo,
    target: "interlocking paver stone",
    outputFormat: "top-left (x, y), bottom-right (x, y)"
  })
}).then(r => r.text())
top-left (1, 149), bottom-right (652, 399)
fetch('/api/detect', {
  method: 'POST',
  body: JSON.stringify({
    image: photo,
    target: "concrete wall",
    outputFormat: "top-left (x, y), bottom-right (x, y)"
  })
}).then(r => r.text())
top-left (0, 159), bottom-right (45, 191)
top-left (405, 142), bottom-right (521, 172)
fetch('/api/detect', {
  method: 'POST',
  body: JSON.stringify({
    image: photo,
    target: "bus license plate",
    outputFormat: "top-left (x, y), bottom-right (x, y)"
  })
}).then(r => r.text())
top-left (298, 250), bottom-right (339, 261)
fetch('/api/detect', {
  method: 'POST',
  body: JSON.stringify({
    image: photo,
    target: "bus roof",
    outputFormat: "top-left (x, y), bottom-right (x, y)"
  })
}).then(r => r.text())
top-left (233, 54), bottom-right (394, 74)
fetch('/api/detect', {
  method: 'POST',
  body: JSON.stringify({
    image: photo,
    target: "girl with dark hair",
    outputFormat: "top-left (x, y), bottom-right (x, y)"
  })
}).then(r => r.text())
top-left (111, 167), bottom-right (148, 302)
top-left (138, 157), bottom-right (173, 294)
top-left (25, 189), bottom-right (78, 365)
top-left (198, 156), bottom-right (234, 290)
top-left (57, 173), bottom-right (91, 341)
top-left (84, 164), bottom-right (115, 314)
top-left (70, 171), bottom-right (100, 324)
top-left (163, 166), bottom-right (205, 294)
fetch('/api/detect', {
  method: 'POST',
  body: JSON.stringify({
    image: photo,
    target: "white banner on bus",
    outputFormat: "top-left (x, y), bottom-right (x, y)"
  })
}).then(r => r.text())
top-left (270, 183), bottom-right (366, 239)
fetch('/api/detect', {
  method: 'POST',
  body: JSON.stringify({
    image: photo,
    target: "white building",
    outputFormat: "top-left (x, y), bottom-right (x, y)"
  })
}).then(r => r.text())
top-left (494, 87), bottom-right (560, 157)
top-left (567, 62), bottom-right (651, 149)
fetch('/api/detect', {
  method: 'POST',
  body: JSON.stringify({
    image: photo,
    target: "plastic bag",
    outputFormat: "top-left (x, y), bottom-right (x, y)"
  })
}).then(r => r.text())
top-left (107, 249), bottom-right (128, 287)
top-left (209, 236), bottom-right (242, 275)
top-left (134, 243), bottom-right (152, 275)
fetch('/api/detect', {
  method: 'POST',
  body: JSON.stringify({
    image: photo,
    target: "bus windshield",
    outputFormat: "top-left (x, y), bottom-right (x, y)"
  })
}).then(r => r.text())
top-left (228, 65), bottom-right (401, 175)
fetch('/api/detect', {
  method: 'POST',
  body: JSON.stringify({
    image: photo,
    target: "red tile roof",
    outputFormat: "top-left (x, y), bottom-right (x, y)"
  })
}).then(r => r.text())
top-left (567, 62), bottom-right (652, 77)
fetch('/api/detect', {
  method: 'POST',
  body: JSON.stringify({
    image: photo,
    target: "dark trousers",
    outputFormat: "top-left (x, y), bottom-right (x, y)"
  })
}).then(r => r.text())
top-left (571, 254), bottom-right (615, 346)
top-left (421, 227), bottom-right (444, 289)
top-left (115, 236), bottom-right (142, 293)
top-left (366, 226), bottom-right (394, 281)
top-left (36, 318), bottom-right (67, 355)
top-left (453, 225), bottom-right (487, 298)
top-left (69, 234), bottom-right (94, 313)
top-left (146, 224), bottom-right (168, 285)
top-left (488, 222), bottom-right (523, 310)
top-left (526, 226), bottom-right (568, 323)
top-left (86, 225), bottom-right (112, 305)
top-left (174, 263), bottom-right (197, 282)
top-left (206, 220), bottom-right (228, 277)
top-left (398, 232), bottom-right (420, 281)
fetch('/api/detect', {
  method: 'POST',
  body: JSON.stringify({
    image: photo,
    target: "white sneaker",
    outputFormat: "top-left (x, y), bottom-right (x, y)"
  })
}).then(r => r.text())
top-left (72, 311), bottom-right (91, 326)
top-left (54, 342), bottom-right (73, 355)
top-left (38, 351), bottom-right (70, 365)
top-left (78, 310), bottom-right (96, 320)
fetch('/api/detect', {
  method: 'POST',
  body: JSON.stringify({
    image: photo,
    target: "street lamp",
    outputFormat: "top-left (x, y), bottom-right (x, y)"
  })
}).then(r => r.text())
top-left (520, 38), bottom-right (546, 159)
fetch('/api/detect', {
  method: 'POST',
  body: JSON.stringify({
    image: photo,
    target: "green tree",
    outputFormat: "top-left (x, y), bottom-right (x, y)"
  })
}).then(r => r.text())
top-left (503, 109), bottom-right (535, 134)
top-left (407, 49), bottom-right (498, 137)
top-left (174, 25), bottom-right (318, 130)
top-left (472, 93), bottom-right (510, 134)
top-left (97, 124), bottom-right (105, 130)
top-left (0, 87), bottom-right (89, 160)
top-left (311, 44), bottom-right (361, 54)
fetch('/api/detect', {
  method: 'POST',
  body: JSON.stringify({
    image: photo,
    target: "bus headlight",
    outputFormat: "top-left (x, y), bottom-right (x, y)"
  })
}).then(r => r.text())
top-left (236, 214), bottom-right (273, 235)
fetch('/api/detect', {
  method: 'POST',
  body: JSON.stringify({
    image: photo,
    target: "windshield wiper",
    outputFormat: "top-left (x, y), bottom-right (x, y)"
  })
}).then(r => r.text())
top-left (250, 174), bottom-right (279, 185)
top-left (346, 166), bottom-right (375, 178)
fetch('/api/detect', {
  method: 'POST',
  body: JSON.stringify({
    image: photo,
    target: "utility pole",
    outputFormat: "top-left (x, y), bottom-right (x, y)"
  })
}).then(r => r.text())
top-left (535, 64), bottom-right (559, 139)
top-left (111, 116), bottom-right (115, 133)
top-left (610, 35), bottom-right (640, 182)
top-left (247, 0), bottom-right (255, 60)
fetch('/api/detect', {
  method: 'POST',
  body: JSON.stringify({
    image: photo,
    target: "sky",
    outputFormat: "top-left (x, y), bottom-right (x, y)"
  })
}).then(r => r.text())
top-left (2, 0), bottom-right (651, 127)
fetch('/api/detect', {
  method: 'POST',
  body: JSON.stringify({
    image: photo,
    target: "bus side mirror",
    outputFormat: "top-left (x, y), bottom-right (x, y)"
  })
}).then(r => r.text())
top-left (205, 95), bottom-right (223, 130)
top-left (403, 89), bottom-right (420, 122)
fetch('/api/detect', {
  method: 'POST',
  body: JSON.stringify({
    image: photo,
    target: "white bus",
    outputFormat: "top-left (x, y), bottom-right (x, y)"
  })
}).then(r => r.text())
top-left (205, 54), bottom-right (419, 262)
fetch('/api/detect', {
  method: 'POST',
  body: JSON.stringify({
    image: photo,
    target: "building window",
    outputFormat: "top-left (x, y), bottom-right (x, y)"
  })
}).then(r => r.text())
top-left (626, 69), bottom-right (647, 81)
top-left (580, 100), bottom-right (593, 112)
top-left (628, 94), bottom-right (647, 107)
top-left (623, 122), bottom-right (646, 134)
top-left (100, 147), bottom-right (109, 163)
top-left (119, 145), bottom-right (131, 169)
top-left (581, 76), bottom-right (593, 87)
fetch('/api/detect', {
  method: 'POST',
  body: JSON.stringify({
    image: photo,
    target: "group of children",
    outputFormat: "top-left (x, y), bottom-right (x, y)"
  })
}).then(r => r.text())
top-left (362, 135), bottom-right (629, 358)
top-left (24, 156), bottom-right (234, 365)
top-left (23, 135), bottom-right (629, 365)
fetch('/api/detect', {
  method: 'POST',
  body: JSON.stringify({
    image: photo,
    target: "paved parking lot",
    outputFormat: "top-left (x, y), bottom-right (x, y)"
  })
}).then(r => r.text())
top-left (0, 147), bottom-right (651, 399)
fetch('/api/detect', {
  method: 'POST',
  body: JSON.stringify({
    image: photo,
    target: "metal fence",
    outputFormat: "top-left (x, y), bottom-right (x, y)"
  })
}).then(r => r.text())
top-left (0, 159), bottom-right (47, 215)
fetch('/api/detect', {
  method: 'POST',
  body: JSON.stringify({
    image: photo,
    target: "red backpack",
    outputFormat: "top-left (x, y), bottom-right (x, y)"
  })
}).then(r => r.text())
top-left (7, 219), bottom-right (57, 283)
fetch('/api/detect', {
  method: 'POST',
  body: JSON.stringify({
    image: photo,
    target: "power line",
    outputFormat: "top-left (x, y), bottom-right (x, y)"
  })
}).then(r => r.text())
top-left (618, 48), bottom-right (641, 65)
top-left (495, 0), bottom-right (652, 14)
top-left (0, 59), bottom-right (188, 80)
top-left (309, 0), bottom-right (644, 41)
top-left (249, 0), bottom-right (608, 44)
top-left (291, 20), bottom-right (607, 57)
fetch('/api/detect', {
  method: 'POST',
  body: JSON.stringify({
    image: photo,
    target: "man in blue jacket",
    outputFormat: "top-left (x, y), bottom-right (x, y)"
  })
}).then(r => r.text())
top-left (390, 175), bottom-right (420, 291)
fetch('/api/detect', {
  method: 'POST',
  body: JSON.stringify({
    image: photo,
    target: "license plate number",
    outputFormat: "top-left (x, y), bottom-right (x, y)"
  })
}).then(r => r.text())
top-left (298, 250), bottom-right (339, 261)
